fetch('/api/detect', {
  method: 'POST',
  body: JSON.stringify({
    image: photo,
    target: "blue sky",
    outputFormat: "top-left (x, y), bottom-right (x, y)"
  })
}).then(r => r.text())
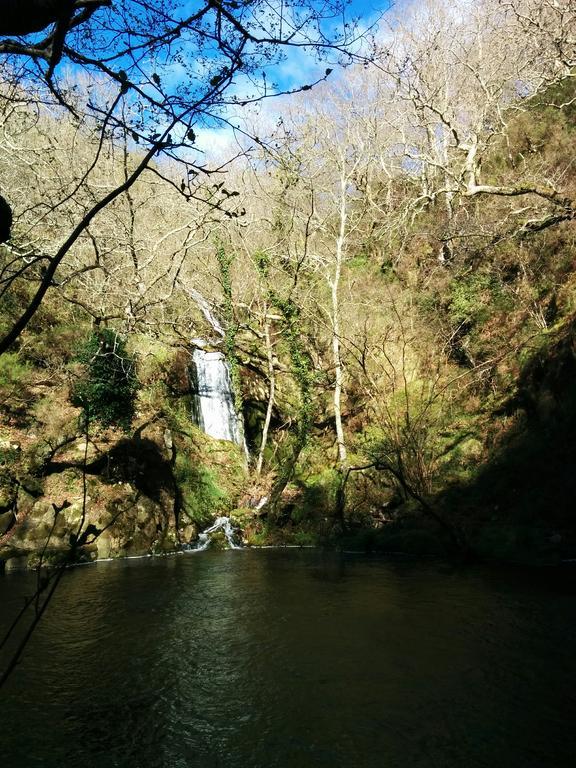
top-left (192, 0), bottom-right (394, 158)
top-left (270, 0), bottom-right (392, 91)
top-left (49, 0), bottom-right (396, 159)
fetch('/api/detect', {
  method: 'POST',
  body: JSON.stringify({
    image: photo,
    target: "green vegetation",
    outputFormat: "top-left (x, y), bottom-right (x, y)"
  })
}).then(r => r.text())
top-left (174, 454), bottom-right (228, 527)
top-left (1, 0), bottom-right (576, 567)
top-left (71, 330), bottom-right (139, 430)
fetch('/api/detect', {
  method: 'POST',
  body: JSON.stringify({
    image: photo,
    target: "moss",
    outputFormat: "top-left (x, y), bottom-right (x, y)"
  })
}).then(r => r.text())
top-left (295, 467), bottom-right (340, 519)
top-left (0, 510), bottom-right (15, 535)
top-left (17, 473), bottom-right (44, 498)
top-left (175, 453), bottom-right (228, 526)
top-left (287, 529), bottom-right (318, 547)
top-left (243, 526), bottom-right (269, 547)
top-left (207, 530), bottom-right (229, 550)
top-left (0, 352), bottom-right (31, 392)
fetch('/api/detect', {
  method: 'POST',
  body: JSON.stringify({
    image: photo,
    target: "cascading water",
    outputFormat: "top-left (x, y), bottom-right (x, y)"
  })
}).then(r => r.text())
top-left (191, 347), bottom-right (244, 445)
top-left (186, 288), bottom-right (225, 340)
top-left (190, 516), bottom-right (242, 551)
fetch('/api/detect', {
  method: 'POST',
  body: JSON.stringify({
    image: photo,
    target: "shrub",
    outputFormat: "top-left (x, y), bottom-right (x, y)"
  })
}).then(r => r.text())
top-left (71, 329), bottom-right (138, 430)
top-left (448, 272), bottom-right (498, 328)
top-left (0, 351), bottom-right (30, 393)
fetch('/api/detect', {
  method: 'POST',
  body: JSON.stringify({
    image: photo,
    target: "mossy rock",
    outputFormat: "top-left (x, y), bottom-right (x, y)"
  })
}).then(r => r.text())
top-left (455, 438), bottom-right (483, 460)
top-left (27, 549), bottom-right (69, 569)
top-left (96, 532), bottom-right (113, 560)
top-left (0, 510), bottom-right (15, 536)
top-left (152, 529), bottom-right (179, 554)
top-left (208, 530), bottom-right (228, 550)
top-left (0, 484), bottom-right (17, 511)
top-left (16, 473), bottom-right (44, 498)
top-left (102, 489), bottom-right (169, 556)
top-left (4, 555), bottom-right (31, 572)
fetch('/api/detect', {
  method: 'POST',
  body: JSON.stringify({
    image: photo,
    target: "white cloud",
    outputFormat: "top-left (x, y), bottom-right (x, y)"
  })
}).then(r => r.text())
top-left (193, 125), bottom-right (241, 162)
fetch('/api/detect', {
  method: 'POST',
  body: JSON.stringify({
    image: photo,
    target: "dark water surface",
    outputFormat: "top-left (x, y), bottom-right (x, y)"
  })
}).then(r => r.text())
top-left (1, 550), bottom-right (575, 767)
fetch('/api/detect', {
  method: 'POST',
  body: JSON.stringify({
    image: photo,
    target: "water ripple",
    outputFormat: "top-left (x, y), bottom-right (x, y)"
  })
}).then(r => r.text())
top-left (1, 551), bottom-right (576, 767)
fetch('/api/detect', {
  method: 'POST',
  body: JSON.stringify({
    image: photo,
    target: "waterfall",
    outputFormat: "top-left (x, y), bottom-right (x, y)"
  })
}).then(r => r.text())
top-left (177, 282), bottom-right (225, 340)
top-left (191, 347), bottom-right (244, 445)
top-left (187, 288), bottom-right (225, 339)
top-left (190, 516), bottom-right (242, 551)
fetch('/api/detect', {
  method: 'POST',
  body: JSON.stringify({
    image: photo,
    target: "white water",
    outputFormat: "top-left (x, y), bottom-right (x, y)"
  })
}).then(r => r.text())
top-left (191, 516), bottom-right (242, 551)
top-left (187, 288), bottom-right (225, 338)
top-left (192, 348), bottom-right (243, 444)
top-left (177, 282), bottom-right (225, 339)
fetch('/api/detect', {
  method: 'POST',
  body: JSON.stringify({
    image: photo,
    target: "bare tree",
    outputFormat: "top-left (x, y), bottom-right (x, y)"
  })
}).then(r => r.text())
top-left (0, 0), bottom-right (367, 354)
top-left (370, 0), bottom-right (576, 252)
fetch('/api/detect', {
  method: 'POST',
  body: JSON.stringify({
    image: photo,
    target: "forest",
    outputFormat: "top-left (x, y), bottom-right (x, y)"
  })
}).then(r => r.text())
top-left (1, 0), bottom-right (576, 574)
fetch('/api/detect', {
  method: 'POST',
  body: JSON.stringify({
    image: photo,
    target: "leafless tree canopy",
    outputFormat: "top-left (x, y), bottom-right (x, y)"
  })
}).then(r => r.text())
top-left (0, 0), bottom-right (365, 354)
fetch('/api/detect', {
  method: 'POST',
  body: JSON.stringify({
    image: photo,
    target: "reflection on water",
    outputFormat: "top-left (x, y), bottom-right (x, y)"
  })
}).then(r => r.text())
top-left (1, 551), bottom-right (576, 767)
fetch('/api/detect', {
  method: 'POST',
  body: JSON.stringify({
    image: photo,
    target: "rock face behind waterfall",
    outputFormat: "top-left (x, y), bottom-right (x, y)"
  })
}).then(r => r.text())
top-left (190, 348), bottom-right (243, 445)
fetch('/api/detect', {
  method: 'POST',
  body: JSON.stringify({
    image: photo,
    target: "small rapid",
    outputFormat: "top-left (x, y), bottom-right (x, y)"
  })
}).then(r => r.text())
top-left (190, 516), bottom-right (242, 551)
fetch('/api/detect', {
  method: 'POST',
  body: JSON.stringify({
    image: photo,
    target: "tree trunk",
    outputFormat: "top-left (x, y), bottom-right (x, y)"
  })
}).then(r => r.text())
top-left (332, 179), bottom-right (348, 469)
top-left (331, 179), bottom-right (348, 527)
top-left (256, 317), bottom-right (276, 477)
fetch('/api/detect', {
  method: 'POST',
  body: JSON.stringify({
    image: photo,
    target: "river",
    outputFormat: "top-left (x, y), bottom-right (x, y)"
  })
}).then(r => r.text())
top-left (1, 550), bottom-right (575, 767)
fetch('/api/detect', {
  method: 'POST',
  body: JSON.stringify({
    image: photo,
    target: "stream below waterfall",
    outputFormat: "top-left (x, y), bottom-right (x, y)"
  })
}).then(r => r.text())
top-left (1, 551), bottom-right (576, 768)
top-left (190, 516), bottom-right (242, 550)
